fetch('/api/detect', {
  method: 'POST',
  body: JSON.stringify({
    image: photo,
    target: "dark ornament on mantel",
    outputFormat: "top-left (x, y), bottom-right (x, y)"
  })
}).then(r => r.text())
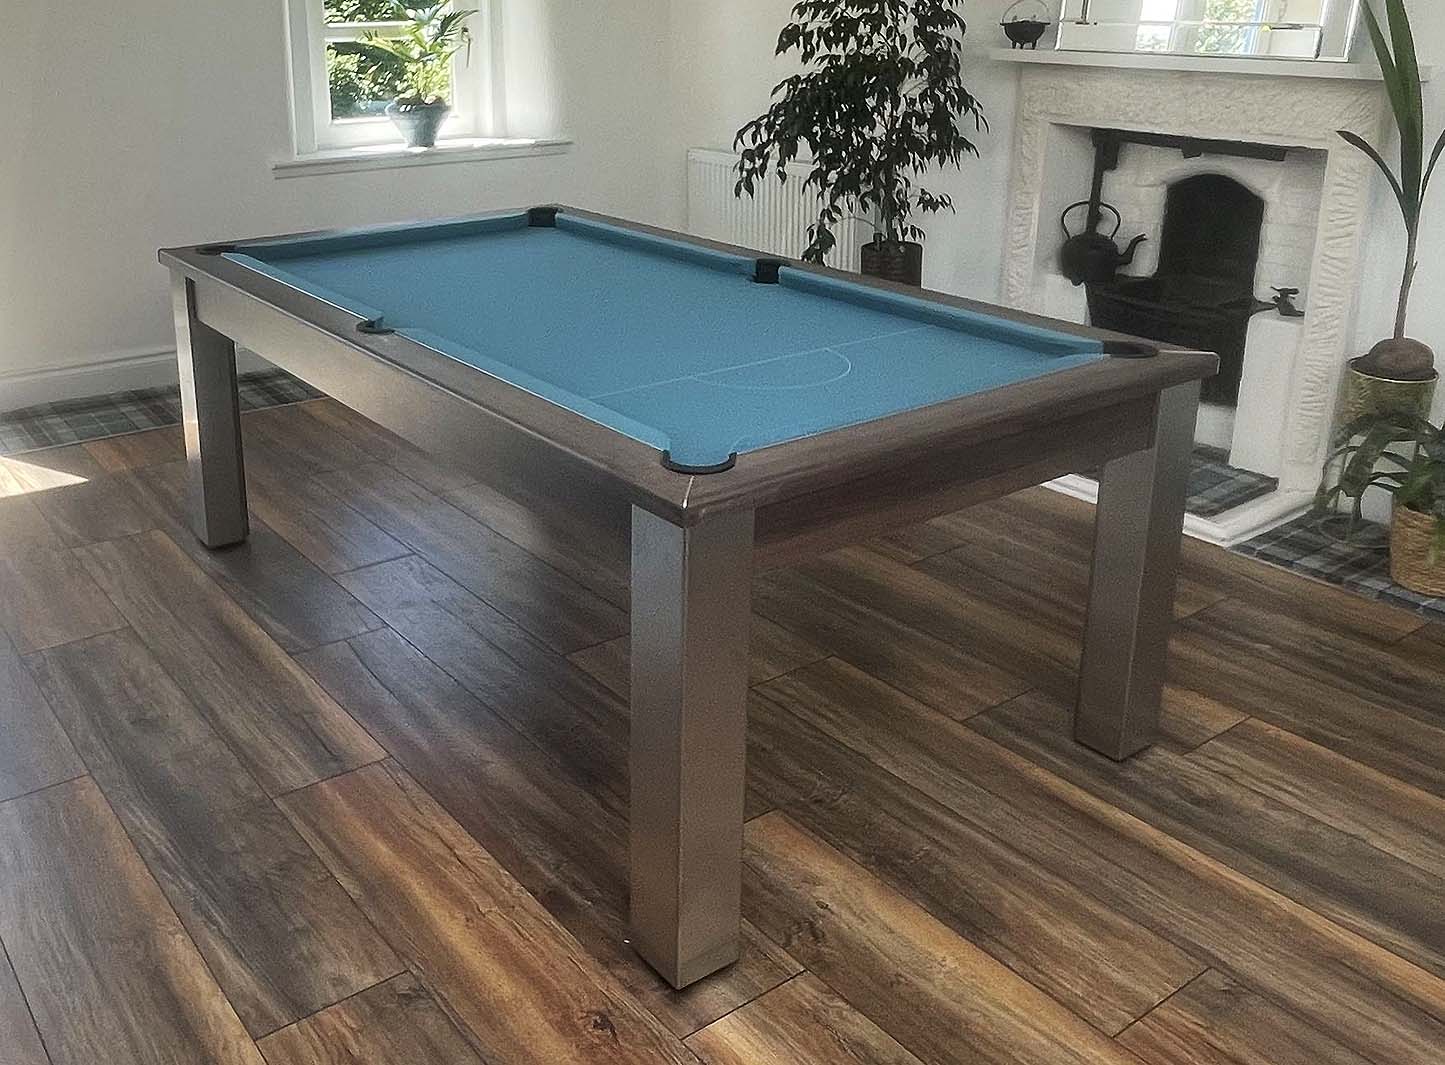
top-left (1001, 0), bottom-right (1051, 49)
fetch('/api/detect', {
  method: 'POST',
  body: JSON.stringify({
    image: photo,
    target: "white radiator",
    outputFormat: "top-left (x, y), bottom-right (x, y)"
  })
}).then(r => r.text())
top-left (685, 148), bottom-right (865, 271)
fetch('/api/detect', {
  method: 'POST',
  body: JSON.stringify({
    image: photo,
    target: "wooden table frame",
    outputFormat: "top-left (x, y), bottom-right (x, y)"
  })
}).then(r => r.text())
top-left (160, 206), bottom-right (1215, 990)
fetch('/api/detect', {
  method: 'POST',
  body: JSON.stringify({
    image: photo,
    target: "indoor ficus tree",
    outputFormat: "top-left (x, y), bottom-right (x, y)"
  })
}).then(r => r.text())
top-left (733, 0), bottom-right (985, 276)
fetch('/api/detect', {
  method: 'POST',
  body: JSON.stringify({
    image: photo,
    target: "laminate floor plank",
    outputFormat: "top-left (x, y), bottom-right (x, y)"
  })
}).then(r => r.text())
top-left (445, 480), bottom-right (631, 609)
top-left (27, 630), bottom-right (401, 1037)
top-left (0, 943), bottom-right (49, 1065)
top-left (865, 520), bottom-right (968, 564)
top-left (567, 615), bottom-right (829, 699)
top-left (1408, 622), bottom-right (1444, 646)
top-left (686, 973), bottom-right (925, 1065)
top-left (83, 426), bottom-right (184, 472)
top-left (791, 546), bottom-right (1080, 703)
top-left (237, 432), bottom-right (410, 576)
top-left (0, 776), bottom-right (263, 1065)
top-left (319, 462), bottom-right (626, 653)
top-left (751, 662), bottom-right (1204, 1035)
top-left (240, 404), bottom-right (377, 475)
top-left (0, 497), bottom-right (58, 560)
top-left (1117, 969), bottom-right (1372, 1065)
top-left (754, 568), bottom-right (1029, 720)
top-left (0, 547), bottom-right (124, 654)
top-left (297, 631), bottom-right (798, 1036)
top-left (301, 398), bottom-right (479, 496)
top-left (753, 652), bottom-right (1445, 1064)
top-left (76, 530), bottom-right (384, 795)
top-left (339, 555), bottom-right (637, 813)
top-left (742, 813), bottom-right (1143, 1065)
top-left (130, 462), bottom-right (383, 653)
top-left (0, 633), bottom-right (83, 803)
top-left (277, 761), bottom-right (701, 1065)
top-left (926, 491), bottom-right (1222, 620)
top-left (1395, 621), bottom-right (1445, 661)
top-left (935, 487), bottom-right (1425, 643)
top-left (1191, 597), bottom-right (1445, 730)
top-left (256, 973), bottom-right (486, 1065)
top-left (1190, 718), bottom-right (1445, 880)
top-left (972, 693), bottom-right (1445, 979)
top-left (1169, 613), bottom-right (1445, 796)
top-left (0, 447), bottom-right (105, 494)
top-left (28, 476), bottom-right (156, 548)
top-left (908, 542), bottom-right (1254, 751)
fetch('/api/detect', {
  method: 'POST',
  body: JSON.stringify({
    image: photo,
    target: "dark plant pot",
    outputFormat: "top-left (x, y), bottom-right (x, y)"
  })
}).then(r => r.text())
top-left (386, 100), bottom-right (450, 149)
top-left (860, 240), bottom-right (924, 287)
top-left (1002, 19), bottom-right (1050, 49)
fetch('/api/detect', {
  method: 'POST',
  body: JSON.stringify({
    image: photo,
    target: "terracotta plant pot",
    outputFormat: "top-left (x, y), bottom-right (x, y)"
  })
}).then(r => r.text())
top-left (860, 240), bottom-right (923, 286)
top-left (1390, 503), bottom-right (1445, 596)
top-left (1337, 357), bottom-right (1439, 424)
top-left (386, 100), bottom-right (450, 149)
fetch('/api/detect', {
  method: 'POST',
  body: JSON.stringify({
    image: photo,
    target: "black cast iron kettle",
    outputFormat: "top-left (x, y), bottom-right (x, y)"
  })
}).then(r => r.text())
top-left (1059, 201), bottom-right (1147, 286)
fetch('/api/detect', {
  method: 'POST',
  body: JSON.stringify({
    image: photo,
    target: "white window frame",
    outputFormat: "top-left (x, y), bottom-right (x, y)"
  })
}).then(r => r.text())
top-left (285, 0), bottom-right (495, 154)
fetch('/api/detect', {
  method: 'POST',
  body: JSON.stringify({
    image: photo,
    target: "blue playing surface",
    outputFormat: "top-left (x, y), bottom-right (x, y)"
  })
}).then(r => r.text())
top-left (227, 213), bottom-right (1105, 469)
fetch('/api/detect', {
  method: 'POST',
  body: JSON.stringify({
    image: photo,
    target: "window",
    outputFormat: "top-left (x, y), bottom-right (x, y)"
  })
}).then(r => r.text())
top-left (286, 0), bottom-right (493, 153)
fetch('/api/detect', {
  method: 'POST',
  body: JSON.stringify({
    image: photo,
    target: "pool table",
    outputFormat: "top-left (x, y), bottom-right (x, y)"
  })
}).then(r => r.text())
top-left (160, 206), bottom-right (1216, 990)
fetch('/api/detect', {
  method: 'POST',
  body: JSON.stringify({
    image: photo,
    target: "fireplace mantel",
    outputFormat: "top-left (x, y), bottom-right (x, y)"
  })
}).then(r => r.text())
top-left (989, 47), bottom-right (1432, 83)
top-left (999, 59), bottom-right (1391, 523)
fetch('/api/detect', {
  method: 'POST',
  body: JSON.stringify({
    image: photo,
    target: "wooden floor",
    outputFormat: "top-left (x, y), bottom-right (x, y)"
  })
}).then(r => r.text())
top-left (1, 398), bottom-right (1443, 1065)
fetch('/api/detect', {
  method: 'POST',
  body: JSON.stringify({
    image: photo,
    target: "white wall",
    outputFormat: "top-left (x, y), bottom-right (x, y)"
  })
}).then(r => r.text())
top-left (0, 0), bottom-right (675, 409)
top-left (663, 0), bottom-right (1445, 423)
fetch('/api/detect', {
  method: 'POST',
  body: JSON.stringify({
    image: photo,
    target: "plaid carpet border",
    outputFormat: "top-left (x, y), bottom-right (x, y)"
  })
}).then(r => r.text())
top-left (0, 369), bottom-right (323, 456)
top-left (1186, 445), bottom-right (1278, 518)
top-left (1235, 510), bottom-right (1445, 623)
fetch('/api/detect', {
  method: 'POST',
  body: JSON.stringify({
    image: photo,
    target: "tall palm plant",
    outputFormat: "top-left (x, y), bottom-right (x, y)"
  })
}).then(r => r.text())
top-left (1338, 0), bottom-right (1444, 380)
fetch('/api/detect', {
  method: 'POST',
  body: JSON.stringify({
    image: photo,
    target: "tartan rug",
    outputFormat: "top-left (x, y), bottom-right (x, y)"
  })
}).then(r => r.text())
top-left (1235, 510), bottom-right (1445, 623)
top-left (0, 369), bottom-right (323, 455)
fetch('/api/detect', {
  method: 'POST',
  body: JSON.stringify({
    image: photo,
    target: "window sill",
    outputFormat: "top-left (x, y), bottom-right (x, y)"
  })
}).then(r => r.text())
top-left (274, 137), bottom-right (573, 178)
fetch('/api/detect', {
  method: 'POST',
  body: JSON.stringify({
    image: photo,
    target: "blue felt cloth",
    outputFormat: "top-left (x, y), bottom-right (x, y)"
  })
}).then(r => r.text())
top-left (226, 213), bottom-right (1105, 469)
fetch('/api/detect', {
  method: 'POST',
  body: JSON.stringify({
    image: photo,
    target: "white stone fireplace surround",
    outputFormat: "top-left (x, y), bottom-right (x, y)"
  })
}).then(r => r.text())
top-left (1000, 58), bottom-right (1390, 543)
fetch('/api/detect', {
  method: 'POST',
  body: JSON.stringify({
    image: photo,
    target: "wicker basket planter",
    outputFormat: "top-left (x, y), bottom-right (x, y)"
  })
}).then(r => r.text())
top-left (1391, 503), bottom-right (1445, 597)
top-left (1338, 359), bottom-right (1439, 424)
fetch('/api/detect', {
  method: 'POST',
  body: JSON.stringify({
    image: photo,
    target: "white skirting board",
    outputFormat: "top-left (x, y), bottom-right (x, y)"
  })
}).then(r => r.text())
top-left (1, 347), bottom-right (273, 414)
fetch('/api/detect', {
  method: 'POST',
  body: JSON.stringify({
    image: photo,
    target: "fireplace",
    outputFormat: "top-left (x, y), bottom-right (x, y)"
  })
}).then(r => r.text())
top-left (1086, 171), bottom-right (1272, 405)
top-left (997, 57), bottom-right (1391, 540)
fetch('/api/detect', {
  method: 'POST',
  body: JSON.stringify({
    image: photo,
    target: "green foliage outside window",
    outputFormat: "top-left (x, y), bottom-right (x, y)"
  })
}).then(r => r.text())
top-left (326, 0), bottom-right (400, 23)
top-left (1192, 0), bottom-right (1259, 54)
top-left (328, 45), bottom-right (416, 119)
top-left (324, 1), bottom-right (465, 119)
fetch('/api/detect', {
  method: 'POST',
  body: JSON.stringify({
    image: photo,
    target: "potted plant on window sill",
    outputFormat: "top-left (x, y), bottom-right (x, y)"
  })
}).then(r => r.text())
top-left (1317, 411), bottom-right (1445, 596)
top-left (359, 2), bottom-right (474, 150)
top-left (733, 0), bottom-right (985, 285)
top-left (1336, 0), bottom-right (1441, 421)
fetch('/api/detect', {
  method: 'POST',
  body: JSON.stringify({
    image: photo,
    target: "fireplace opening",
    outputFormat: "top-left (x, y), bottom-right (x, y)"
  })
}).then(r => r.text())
top-left (1087, 173), bottom-right (1273, 406)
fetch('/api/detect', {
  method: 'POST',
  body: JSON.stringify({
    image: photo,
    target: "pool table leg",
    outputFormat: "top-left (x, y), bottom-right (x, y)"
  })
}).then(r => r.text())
top-left (173, 274), bottom-right (249, 548)
top-left (1076, 381), bottom-right (1201, 760)
top-left (628, 504), bottom-right (754, 989)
